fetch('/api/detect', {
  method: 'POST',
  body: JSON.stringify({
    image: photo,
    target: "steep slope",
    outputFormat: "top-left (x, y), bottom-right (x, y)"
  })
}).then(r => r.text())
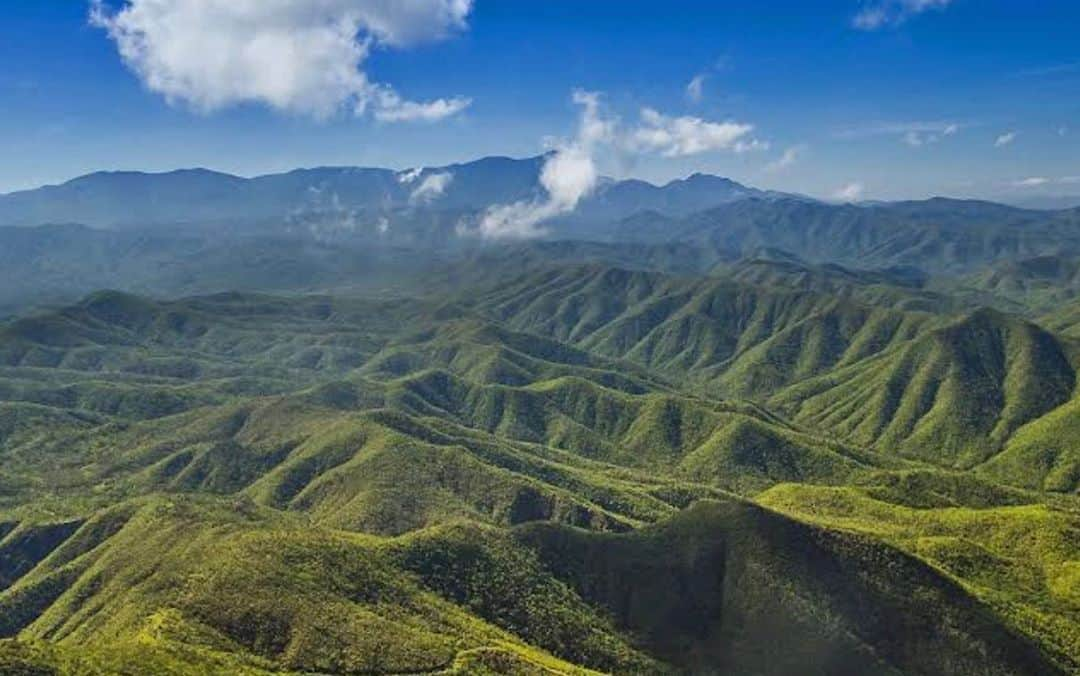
top-left (758, 482), bottom-right (1080, 670)
top-left (0, 495), bottom-right (1068, 675)
top-left (773, 309), bottom-right (1077, 468)
top-left (0, 496), bottom-right (648, 674)
top-left (522, 498), bottom-right (1066, 675)
top-left (469, 264), bottom-right (942, 399)
top-left (937, 254), bottom-right (1080, 315)
top-left (981, 395), bottom-right (1080, 492)
top-left (2, 283), bottom-right (1078, 674)
top-left (721, 254), bottom-right (949, 312)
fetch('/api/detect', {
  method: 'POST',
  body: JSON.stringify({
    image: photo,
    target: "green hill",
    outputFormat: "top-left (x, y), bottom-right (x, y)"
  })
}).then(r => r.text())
top-left (773, 309), bottom-right (1077, 468)
top-left (0, 494), bottom-right (1070, 675)
top-left (1, 275), bottom-right (1079, 674)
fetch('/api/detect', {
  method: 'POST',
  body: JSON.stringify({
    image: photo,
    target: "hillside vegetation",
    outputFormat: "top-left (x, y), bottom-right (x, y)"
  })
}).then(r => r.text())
top-left (2, 252), bottom-right (1080, 674)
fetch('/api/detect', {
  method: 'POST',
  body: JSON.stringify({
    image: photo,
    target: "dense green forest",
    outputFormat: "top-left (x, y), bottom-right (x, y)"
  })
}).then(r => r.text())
top-left (1, 224), bottom-right (1079, 674)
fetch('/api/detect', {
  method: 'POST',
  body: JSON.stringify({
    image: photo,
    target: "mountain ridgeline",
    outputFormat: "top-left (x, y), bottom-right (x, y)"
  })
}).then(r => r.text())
top-left (1, 159), bottom-right (1080, 674)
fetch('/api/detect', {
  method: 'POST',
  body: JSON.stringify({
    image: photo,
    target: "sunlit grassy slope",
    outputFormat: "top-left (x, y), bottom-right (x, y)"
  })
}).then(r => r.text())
top-left (1, 263), bottom-right (1079, 674)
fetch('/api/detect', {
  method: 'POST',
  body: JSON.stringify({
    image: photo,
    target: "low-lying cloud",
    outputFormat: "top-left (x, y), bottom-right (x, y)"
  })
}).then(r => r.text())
top-left (463, 90), bottom-right (763, 240)
top-left (465, 90), bottom-right (613, 240)
top-left (409, 172), bottom-right (454, 203)
top-left (833, 182), bottom-right (865, 202)
top-left (90, 0), bottom-right (473, 122)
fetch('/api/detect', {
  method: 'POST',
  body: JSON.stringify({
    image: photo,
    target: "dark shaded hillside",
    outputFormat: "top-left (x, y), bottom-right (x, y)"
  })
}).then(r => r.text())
top-left (0, 493), bottom-right (1068, 675)
top-left (519, 499), bottom-right (1063, 675)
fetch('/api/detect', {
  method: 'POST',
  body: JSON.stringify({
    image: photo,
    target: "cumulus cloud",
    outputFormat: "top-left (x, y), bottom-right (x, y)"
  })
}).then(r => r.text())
top-left (686, 74), bottom-right (706, 103)
top-left (764, 144), bottom-right (806, 173)
top-left (629, 108), bottom-right (764, 157)
top-left (409, 171), bottom-right (454, 203)
top-left (465, 90), bottom-right (613, 240)
top-left (995, 131), bottom-right (1017, 147)
top-left (89, 0), bottom-right (473, 122)
top-left (852, 0), bottom-right (952, 30)
top-left (463, 90), bottom-right (762, 240)
top-left (833, 182), bottom-right (865, 202)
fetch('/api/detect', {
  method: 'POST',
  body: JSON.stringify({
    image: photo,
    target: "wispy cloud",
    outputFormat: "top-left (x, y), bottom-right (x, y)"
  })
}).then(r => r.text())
top-left (1012, 177), bottom-right (1050, 188)
top-left (764, 144), bottom-right (807, 173)
top-left (832, 182), bottom-right (865, 202)
top-left (686, 74), bottom-right (706, 103)
top-left (90, 0), bottom-right (473, 122)
top-left (1012, 176), bottom-right (1080, 189)
top-left (837, 120), bottom-right (962, 145)
top-left (1013, 62), bottom-right (1080, 78)
top-left (994, 131), bottom-right (1017, 147)
top-left (852, 0), bottom-right (953, 30)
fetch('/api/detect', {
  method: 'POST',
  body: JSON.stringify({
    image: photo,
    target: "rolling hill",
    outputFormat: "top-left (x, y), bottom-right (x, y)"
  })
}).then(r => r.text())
top-left (0, 278), bottom-right (1078, 673)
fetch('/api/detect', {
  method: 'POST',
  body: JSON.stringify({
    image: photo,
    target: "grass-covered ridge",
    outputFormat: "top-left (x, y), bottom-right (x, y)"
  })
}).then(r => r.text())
top-left (1, 264), bottom-right (1079, 674)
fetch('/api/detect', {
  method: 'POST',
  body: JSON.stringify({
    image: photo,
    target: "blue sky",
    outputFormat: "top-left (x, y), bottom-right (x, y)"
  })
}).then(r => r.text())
top-left (1, 0), bottom-right (1078, 201)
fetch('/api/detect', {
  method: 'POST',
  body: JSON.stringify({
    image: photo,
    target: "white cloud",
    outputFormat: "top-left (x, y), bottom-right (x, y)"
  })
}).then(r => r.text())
top-left (90, 0), bottom-right (473, 122)
top-left (995, 131), bottom-right (1017, 147)
top-left (372, 89), bottom-right (471, 122)
top-left (764, 144), bottom-right (806, 173)
top-left (629, 108), bottom-right (763, 157)
top-left (466, 90), bottom-right (613, 239)
top-left (463, 90), bottom-right (763, 240)
top-left (409, 171), bottom-right (453, 203)
top-left (903, 124), bottom-right (958, 146)
top-left (1011, 176), bottom-right (1080, 188)
top-left (833, 182), bottom-right (865, 202)
top-left (686, 74), bottom-right (706, 103)
top-left (853, 0), bottom-right (952, 30)
top-left (1012, 177), bottom-right (1050, 188)
top-left (903, 131), bottom-right (924, 147)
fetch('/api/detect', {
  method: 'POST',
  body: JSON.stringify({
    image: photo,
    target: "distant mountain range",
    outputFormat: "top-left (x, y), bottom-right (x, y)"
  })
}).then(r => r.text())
top-left (0, 155), bottom-right (788, 239)
top-left (2, 154), bottom-right (1080, 315)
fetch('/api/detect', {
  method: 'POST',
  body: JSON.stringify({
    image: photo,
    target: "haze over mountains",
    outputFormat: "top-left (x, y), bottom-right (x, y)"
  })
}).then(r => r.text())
top-left (0, 156), bottom-right (784, 236)
top-left (2, 155), bottom-right (1080, 317)
top-left (4, 157), bottom-right (1080, 674)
